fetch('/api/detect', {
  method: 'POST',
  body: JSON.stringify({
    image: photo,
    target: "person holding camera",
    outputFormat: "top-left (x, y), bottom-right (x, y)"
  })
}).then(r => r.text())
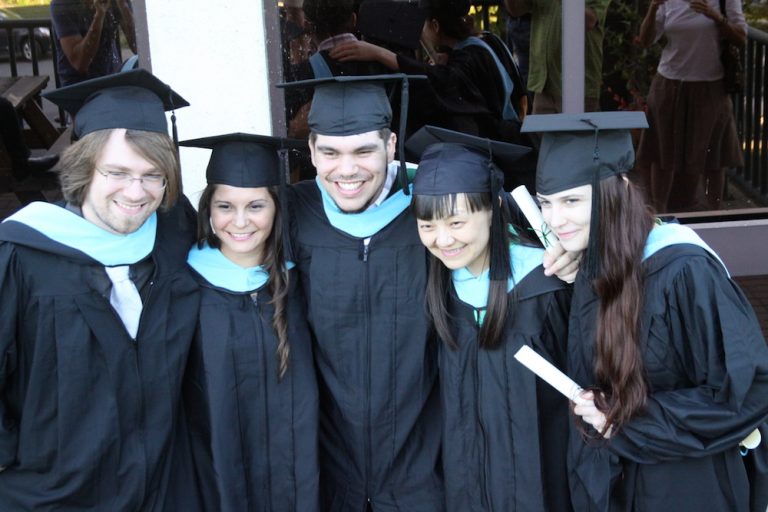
top-left (636, 0), bottom-right (747, 212)
top-left (50, 0), bottom-right (137, 86)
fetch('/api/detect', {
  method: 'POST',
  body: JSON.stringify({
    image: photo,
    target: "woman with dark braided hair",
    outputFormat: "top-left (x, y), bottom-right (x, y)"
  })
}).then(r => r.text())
top-left (528, 112), bottom-right (768, 512)
top-left (407, 127), bottom-right (573, 512)
top-left (178, 134), bottom-right (319, 511)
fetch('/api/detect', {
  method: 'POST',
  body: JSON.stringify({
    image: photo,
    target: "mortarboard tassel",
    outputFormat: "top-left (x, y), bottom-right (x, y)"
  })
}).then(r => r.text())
top-left (278, 147), bottom-right (294, 263)
top-left (398, 77), bottom-right (410, 195)
top-left (583, 120), bottom-right (602, 282)
top-left (486, 139), bottom-right (511, 283)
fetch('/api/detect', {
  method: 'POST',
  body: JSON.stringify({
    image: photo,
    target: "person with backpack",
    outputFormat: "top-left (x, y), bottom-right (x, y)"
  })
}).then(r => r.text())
top-left (329, 0), bottom-right (530, 181)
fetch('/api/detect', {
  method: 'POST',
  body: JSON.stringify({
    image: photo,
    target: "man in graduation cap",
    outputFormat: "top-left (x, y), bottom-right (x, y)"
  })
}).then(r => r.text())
top-left (281, 75), bottom-right (445, 511)
top-left (0, 69), bottom-right (199, 510)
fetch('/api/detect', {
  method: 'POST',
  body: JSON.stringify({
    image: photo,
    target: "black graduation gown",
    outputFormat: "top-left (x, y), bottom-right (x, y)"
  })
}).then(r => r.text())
top-left (182, 267), bottom-right (319, 512)
top-left (567, 243), bottom-right (768, 512)
top-left (440, 264), bottom-right (572, 512)
top-left (397, 44), bottom-right (512, 142)
top-left (0, 202), bottom-right (199, 510)
top-left (397, 45), bottom-right (537, 192)
top-left (287, 182), bottom-right (443, 511)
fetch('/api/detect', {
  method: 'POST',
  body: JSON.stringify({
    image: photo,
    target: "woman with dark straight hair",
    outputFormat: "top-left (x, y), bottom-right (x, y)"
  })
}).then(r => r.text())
top-left (408, 127), bottom-right (573, 512)
top-left (176, 134), bottom-right (319, 512)
top-left (528, 111), bottom-right (768, 512)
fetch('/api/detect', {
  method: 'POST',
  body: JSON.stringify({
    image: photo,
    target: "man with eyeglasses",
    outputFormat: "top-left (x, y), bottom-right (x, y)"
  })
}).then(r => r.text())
top-left (0, 69), bottom-right (200, 510)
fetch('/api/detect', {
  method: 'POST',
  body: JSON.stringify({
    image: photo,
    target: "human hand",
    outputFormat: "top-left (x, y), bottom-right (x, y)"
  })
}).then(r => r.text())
top-left (431, 51), bottom-right (449, 65)
top-left (689, 0), bottom-right (720, 21)
top-left (573, 391), bottom-right (613, 438)
top-left (92, 0), bottom-right (109, 16)
top-left (542, 244), bottom-right (582, 283)
top-left (329, 40), bottom-right (383, 63)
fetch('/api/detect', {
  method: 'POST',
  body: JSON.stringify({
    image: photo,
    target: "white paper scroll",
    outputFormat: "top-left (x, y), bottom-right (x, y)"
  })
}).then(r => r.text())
top-left (516, 344), bottom-right (762, 448)
top-left (513, 345), bottom-right (587, 404)
top-left (740, 428), bottom-right (762, 450)
top-left (510, 186), bottom-right (562, 254)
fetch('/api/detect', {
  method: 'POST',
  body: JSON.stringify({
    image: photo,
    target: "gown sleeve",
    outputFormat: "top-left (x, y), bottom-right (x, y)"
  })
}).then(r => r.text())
top-left (608, 255), bottom-right (768, 464)
top-left (0, 244), bottom-right (20, 467)
top-left (536, 287), bottom-right (572, 371)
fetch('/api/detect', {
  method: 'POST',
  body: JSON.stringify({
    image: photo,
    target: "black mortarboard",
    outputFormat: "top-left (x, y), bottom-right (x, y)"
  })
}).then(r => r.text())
top-left (520, 111), bottom-right (648, 195)
top-left (358, 0), bottom-right (427, 50)
top-left (521, 111), bottom-right (649, 280)
top-left (278, 73), bottom-right (426, 194)
top-left (179, 133), bottom-right (306, 188)
top-left (278, 74), bottom-right (410, 136)
top-left (407, 126), bottom-right (530, 195)
top-left (408, 127), bottom-right (529, 282)
top-left (44, 69), bottom-right (188, 140)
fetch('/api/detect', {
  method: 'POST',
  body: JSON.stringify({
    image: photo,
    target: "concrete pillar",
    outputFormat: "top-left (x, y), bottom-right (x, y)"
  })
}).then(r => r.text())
top-left (135, 0), bottom-right (281, 202)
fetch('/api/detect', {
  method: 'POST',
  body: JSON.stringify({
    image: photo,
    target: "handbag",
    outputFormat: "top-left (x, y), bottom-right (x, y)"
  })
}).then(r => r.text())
top-left (719, 0), bottom-right (744, 94)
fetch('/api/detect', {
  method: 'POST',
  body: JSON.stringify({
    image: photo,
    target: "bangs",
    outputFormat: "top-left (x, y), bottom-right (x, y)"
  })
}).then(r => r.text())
top-left (412, 192), bottom-right (491, 220)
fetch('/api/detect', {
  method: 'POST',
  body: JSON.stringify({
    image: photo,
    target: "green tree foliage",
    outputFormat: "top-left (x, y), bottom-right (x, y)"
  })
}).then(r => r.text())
top-left (602, 0), bottom-right (661, 111)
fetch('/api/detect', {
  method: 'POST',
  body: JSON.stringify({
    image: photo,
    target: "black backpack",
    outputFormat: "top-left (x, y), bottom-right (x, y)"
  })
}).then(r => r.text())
top-left (478, 30), bottom-right (530, 120)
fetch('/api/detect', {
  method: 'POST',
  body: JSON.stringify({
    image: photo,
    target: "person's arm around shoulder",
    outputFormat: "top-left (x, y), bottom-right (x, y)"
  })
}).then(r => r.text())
top-left (638, 0), bottom-right (666, 48)
top-left (328, 40), bottom-right (400, 71)
top-left (504, 0), bottom-right (532, 17)
top-left (114, 0), bottom-right (137, 54)
top-left (56, 0), bottom-right (108, 74)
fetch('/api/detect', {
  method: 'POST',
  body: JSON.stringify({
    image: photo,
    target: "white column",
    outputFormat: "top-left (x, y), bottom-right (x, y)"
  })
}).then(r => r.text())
top-left (137, 0), bottom-right (276, 202)
top-left (562, 0), bottom-right (585, 113)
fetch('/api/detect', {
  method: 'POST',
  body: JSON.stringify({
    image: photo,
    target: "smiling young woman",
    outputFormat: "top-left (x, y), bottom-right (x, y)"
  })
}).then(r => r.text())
top-left (526, 111), bottom-right (768, 512)
top-left (171, 134), bottom-right (319, 512)
top-left (408, 129), bottom-right (573, 512)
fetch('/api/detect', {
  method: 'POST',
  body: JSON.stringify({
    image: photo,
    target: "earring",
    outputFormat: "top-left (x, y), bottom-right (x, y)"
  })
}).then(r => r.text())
top-left (209, 217), bottom-right (216, 235)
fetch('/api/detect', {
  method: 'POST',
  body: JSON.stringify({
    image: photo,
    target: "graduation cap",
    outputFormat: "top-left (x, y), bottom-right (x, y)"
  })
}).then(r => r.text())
top-left (44, 69), bottom-right (188, 141)
top-left (357, 0), bottom-right (427, 50)
top-left (179, 133), bottom-right (306, 188)
top-left (521, 111), bottom-right (648, 195)
top-left (407, 126), bottom-right (530, 282)
top-left (521, 111), bottom-right (649, 279)
top-left (278, 73), bottom-right (426, 194)
top-left (406, 125), bottom-right (531, 195)
top-left (181, 132), bottom-right (305, 257)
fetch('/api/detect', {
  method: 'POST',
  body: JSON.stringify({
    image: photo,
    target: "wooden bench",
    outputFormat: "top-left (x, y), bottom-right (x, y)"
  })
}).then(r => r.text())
top-left (1, 76), bottom-right (63, 205)
top-left (1, 76), bottom-right (60, 149)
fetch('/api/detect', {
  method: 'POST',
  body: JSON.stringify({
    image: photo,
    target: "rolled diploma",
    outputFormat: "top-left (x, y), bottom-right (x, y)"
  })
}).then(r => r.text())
top-left (510, 186), bottom-right (562, 254)
top-left (740, 428), bottom-right (761, 450)
top-left (516, 345), bottom-right (761, 447)
top-left (514, 345), bottom-right (587, 405)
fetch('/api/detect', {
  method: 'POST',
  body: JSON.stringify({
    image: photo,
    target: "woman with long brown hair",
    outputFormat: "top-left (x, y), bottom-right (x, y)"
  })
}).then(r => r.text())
top-left (529, 112), bottom-right (768, 511)
top-left (178, 134), bottom-right (319, 511)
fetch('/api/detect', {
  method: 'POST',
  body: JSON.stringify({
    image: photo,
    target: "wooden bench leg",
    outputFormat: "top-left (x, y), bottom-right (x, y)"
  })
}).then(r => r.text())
top-left (21, 100), bottom-right (59, 149)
